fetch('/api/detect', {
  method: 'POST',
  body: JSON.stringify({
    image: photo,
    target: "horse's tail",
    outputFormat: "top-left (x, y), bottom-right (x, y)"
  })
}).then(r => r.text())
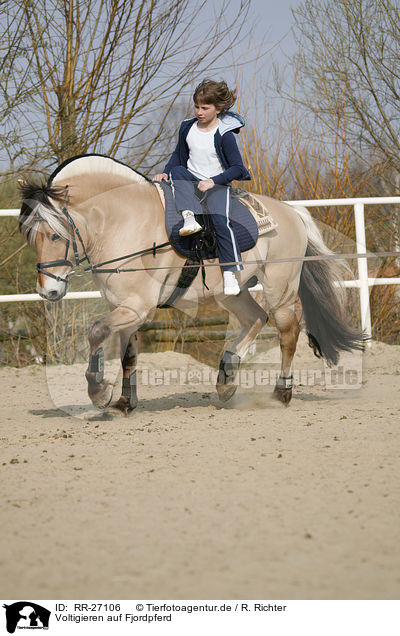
top-left (294, 205), bottom-right (365, 367)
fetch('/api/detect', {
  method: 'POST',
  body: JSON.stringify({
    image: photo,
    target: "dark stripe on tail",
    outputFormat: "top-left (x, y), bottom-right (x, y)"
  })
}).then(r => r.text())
top-left (298, 240), bottom-right (365, 367)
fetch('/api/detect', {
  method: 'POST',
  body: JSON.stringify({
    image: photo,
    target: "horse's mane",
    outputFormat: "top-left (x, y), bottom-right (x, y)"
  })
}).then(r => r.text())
top-left (19, 181), bottom-right (71, 245)
top-left (19, 154), bottom-right (153, 245)
top-left (49, 153), bottom-right (152, 186)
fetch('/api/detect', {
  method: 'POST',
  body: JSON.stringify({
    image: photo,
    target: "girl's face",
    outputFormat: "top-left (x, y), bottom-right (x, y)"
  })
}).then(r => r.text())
top-left (194, 102), bottom-right (221, 125)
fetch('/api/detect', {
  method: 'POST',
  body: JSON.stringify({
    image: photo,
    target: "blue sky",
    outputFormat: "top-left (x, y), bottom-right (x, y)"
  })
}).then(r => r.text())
top-left (186, 0), bottom-right (303, 112)
top-left (250, 0), bottom-right (300, 56)
top-left (184, 0), bottom-right (304, 131)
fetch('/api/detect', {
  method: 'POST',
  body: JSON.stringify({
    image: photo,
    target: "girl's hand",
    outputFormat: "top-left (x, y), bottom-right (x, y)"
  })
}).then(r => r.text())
top-left (152, 173), bottom-right (168, 182)
top-left (197, 179), bottom-right (215, 192)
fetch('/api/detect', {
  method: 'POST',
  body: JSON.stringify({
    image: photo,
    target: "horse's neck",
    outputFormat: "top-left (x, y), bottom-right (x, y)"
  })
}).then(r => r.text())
top-left (74, 184), bottom-right (166, 262)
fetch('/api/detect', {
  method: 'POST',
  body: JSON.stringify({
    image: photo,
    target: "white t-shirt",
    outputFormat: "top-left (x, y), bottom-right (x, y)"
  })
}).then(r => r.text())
top-left (186, 122), bottom-right (223, 180)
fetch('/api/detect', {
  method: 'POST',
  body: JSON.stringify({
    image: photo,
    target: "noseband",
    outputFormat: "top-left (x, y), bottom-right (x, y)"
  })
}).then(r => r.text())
top-left (36, 206), bottom-right (90, 283)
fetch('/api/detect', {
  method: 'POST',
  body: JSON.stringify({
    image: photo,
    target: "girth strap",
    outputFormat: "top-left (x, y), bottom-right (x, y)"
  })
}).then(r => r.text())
top-left (158, 257), bottom-right (200, 308)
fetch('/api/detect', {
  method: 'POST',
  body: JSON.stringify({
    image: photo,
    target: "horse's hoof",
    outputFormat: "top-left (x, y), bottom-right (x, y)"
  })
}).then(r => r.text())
top-left (108, 396), bottom-right (138, 416)
top-left (217, 383), bottom-right (237, 402)
top-left (89, 382), bottom-right (114, 410)
top-left (273, 386), bottom-right (292, 405)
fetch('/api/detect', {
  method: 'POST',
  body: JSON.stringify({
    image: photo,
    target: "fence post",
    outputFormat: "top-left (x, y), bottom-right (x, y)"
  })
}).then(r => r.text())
top-left (354, 202), bottom-right (372, 341)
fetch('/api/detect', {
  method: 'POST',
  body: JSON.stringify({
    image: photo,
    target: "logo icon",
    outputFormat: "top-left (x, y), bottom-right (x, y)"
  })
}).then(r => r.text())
top-left (3, 602), bottom-right (51, 633)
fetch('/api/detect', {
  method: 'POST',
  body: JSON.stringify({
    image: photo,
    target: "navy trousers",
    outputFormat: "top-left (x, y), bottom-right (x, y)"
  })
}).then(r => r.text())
top-left (169, 165), bottom-right (243, 272)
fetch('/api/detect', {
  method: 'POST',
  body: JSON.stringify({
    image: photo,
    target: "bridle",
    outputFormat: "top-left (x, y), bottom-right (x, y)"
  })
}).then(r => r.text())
top-left (36, 205), bottom-right (90, 284)
top-left (36, 202), bottom-right (172, 283)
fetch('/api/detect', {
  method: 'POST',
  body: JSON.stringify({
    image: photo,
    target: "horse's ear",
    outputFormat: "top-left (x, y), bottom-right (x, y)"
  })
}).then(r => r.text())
top-left (18, 179), bottom-right (27, 188)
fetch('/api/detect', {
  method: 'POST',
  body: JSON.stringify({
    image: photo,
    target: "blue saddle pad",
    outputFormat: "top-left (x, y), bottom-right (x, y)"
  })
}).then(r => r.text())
top-left (158, 181), bottom-right (258, 260)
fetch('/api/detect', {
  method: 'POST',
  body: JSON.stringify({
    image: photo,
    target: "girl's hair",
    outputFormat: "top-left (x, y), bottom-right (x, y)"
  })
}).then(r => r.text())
top-left (193, 79), bottom-right (236, 112)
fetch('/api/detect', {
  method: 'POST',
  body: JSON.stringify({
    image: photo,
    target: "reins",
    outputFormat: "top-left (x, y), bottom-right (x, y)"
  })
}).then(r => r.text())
top-left (84, 250), bottom-right (400, 273)
top-left (36, 203), bottom-right (400, 281)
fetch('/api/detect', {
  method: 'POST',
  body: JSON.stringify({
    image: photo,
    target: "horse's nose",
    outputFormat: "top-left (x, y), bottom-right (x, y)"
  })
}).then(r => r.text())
top-left (47, 289), bottom-right (60, 300)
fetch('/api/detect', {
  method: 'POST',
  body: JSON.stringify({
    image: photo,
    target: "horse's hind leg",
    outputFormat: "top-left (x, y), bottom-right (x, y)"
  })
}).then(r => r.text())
top-left (111, 330), bottom-right (138, 415)
top-left (217, 290), bottom-right (268, 401)
top-left (272, 305), bottom-right (300, 405)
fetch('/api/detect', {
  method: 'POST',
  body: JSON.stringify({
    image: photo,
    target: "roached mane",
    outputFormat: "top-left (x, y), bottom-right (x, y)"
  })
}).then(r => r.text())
top-left (18, 154), bottom-right (152, 245)
top-left (49, 153), bottom-right (151, 185)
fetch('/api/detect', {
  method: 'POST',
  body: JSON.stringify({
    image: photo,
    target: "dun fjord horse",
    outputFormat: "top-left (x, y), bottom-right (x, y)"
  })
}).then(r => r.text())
top-left (19, 155), bottom-right (363, 413)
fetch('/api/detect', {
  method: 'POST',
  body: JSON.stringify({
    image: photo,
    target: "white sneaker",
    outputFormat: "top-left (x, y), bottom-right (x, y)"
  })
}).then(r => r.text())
top-left (223, 271), bottom-right (241, 295)
top-left (179, 210), bottom-right (202, 236)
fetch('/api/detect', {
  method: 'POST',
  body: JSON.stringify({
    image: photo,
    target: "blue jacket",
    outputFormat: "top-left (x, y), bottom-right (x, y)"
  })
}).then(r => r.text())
top-left (164, 112), bottom-right (251, 185)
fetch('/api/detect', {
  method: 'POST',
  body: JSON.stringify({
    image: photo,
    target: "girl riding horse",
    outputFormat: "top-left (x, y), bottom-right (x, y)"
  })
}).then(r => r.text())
top-left (153, 79), bottom-right (250, 296)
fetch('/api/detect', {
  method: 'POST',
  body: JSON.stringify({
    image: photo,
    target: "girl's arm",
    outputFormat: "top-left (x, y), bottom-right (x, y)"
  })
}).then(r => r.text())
top-left (163, 120), bottom-right (188, 174)
top-left (153, 140), bottom-right (180, 181)
top-left (163, 142), bottom-right (181, 175)
top-left (211, 132), bottom-right (250, 185)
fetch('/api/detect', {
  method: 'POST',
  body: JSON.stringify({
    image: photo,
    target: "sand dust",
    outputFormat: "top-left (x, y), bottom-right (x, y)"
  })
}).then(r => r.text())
top-left (1, 333), bottom-right (399, 599)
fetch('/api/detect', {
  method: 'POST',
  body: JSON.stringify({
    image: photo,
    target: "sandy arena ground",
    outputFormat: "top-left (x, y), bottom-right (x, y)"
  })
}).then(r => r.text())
top-left (1, 333), bottom-right (399, 600)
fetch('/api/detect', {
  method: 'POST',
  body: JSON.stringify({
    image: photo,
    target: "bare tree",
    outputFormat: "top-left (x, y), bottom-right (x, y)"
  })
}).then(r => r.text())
top-left (291, 0), bottom-right (400, 176)
top-left (0, 0), bottom-right (253, 176)
top-left (288, 0), bottom-right (400, 260)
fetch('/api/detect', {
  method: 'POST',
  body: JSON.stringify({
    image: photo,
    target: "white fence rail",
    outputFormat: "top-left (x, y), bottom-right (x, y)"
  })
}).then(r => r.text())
top-left (1, 197), bottom-right (400, 339)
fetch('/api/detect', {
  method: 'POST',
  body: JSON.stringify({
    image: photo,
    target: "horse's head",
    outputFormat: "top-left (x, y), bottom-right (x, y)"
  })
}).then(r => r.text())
top-left (18, 180), bottom-right (75, 301)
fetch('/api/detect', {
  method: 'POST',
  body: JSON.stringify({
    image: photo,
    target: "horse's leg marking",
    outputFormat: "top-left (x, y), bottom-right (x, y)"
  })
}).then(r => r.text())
top-left (88, 320), bottom-right (111, 351)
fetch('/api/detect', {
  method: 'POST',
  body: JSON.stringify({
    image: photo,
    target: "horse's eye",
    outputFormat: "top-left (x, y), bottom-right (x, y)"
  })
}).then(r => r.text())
top-left (51, 233), bottom-right (61, 242)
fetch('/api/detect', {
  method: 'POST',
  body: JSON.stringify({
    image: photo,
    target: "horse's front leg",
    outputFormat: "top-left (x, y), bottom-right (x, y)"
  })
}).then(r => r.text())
top-left (85, 303), bottom-right (145, 410)
top-left (85, 319), bottom-right (113, 409)
top-left (111, 329), bottom-right (138, 415)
